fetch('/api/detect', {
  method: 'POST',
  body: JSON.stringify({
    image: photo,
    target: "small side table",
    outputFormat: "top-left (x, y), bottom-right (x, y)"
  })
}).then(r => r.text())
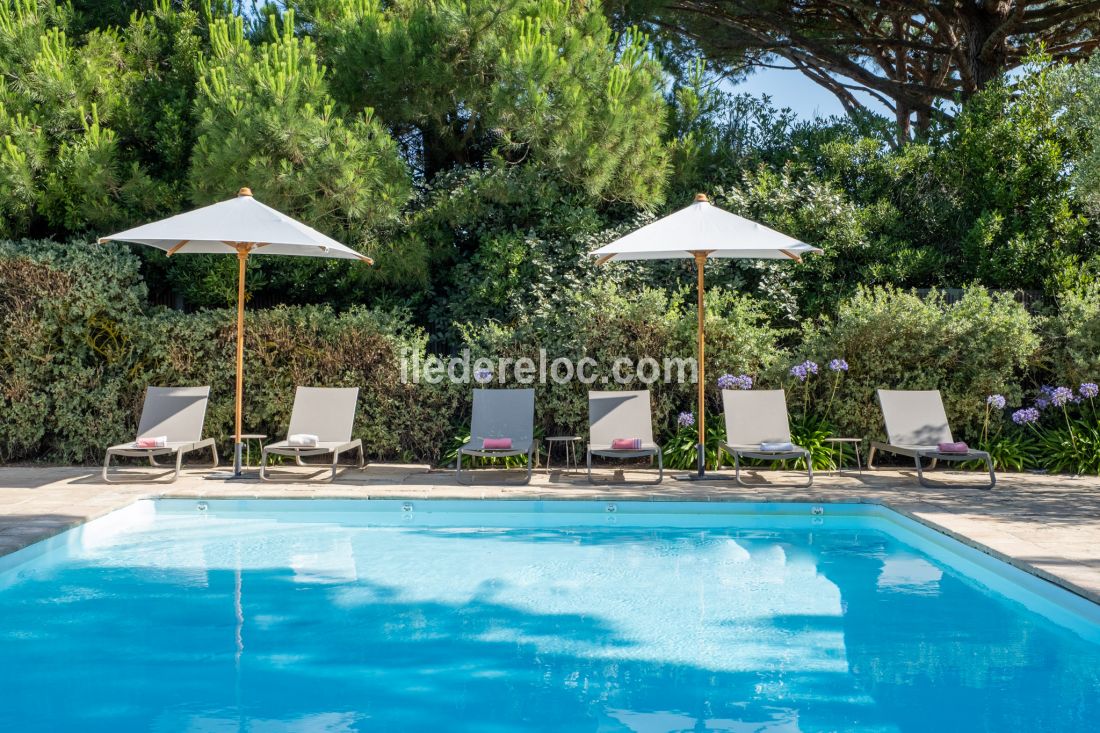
top-left (239, 434), bottom-right (267, 467)
top-left (824, 437), bottom-right (862, 476)
top-left (545, 436), bottom-right (582, 475)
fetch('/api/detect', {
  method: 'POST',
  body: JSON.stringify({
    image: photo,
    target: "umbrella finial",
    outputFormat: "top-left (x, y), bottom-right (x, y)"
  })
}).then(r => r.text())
top-left (694, 193), bottom-right (708, 202)
top-left (237, 187), bottom-right (253, 197)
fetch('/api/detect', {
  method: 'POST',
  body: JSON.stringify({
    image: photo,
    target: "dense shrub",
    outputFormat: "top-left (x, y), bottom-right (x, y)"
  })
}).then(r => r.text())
top-left (1045, 283), bottom-right (1100, 385)
top-left (460, 282), bottom-right (787, 442)
top-left (4, 242), bottom-right (1096, 472)
top-left (799, 286), bottom-right (1040, 443)
top-left (0, 241), bottom-right (459, 463)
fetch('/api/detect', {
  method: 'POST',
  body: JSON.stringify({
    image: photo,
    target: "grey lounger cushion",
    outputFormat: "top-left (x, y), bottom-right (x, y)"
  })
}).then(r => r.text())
top-left (261, 387), bottom-right (364, 482)
top-left (719, 389), bottom-right (812, 487)
top-left (870, 389), bottom-right (995, 488)
top-left (103, 386), bottom-right (218, 483)
top-left (457, 388), bottom-right (535, 484)
top-left (586, 390), bottom-right (663, 483)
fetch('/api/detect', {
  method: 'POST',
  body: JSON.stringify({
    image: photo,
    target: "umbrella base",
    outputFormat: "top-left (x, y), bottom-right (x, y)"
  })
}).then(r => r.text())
top-left (204, 470), bottom-right (259, 481)
top-left (673, 443), bottom-right (709, 481)
top-left (204, 443), bottom-right (254, 480)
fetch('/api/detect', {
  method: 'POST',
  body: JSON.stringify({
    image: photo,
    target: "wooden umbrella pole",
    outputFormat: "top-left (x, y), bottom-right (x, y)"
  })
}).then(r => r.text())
top-left (695, 251), bottom-right (707, 476)
top-left (234, 245), bottom-right (249, 473)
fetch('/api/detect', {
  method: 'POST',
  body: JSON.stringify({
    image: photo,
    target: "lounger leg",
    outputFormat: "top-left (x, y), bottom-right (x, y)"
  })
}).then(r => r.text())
top-left (985, 455), bottom-right (996, 489)
top-left (656, 447), bottom-right (664, 484)
top-left (259, 448), bottom-right (271, 482)
top-left (804, 452), bottom-right (814, 488)
top-left (915, 455), bottom-right (929, 487)
top-left (209, 442), bottom-right (220, 468)
top-left (455, 449), bottom-right (466, 485)
top-left (330, 449), bottom-right (340, 482)
top-left (524, 448), bottom-right (533, 485)
top-left (734, 452), bottom-right (745, 487)
top-left (867, 444), bottom-right (878, 469)
top-left (587, 449), bottom-right (594, 484)
top-left (173, 450), bottom-right (184, 483)
top-left (356, 444), bottom-right (365, 469)
top-left (102, 450), bottom-right (115, 483)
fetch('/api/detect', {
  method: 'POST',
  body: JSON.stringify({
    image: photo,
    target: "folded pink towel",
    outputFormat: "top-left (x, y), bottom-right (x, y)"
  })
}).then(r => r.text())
top-left (482, 438), bottom-right (512, 450)
top-left (137, 436), bottom-right (167, 448)
top-left (611, 438), bottom-right (642, 450)
top-left (937, 441), bottom-right (969, 454)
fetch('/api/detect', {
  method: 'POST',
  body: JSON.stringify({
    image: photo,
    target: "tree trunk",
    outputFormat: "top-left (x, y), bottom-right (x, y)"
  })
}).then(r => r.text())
top-left (961, 2), bottom-right (1014, 96)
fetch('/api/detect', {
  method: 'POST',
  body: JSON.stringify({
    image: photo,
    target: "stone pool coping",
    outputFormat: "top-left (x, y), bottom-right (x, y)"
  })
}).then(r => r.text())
top-left (1, 464), bottom-right (1099, 606)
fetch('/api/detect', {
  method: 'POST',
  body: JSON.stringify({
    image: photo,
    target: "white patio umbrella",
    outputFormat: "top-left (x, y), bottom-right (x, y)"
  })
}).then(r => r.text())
top-left (99, 187), bottom-right (372, 477)
top-left (589, 193), bottom-right (822, 478)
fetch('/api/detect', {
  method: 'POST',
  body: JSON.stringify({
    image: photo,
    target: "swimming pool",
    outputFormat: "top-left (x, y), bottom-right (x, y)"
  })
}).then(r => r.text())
top-left (1, 499), bottom-right (1097, 732)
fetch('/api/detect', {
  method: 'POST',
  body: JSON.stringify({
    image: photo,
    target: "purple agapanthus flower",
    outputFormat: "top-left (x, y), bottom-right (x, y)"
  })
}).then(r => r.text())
top-left (677, 411), bottom-right (695, 428)
top-left (828, 358), bottom-right (849, 372)
top-left (473, 368), bottom-right (494, 384)
top-left (986, 394), bottom-right (1006, 410)
top-left (1051, 386), bottom-right (1074, 407)
top-left (1012, 407), bottom-right (1040, 425)
top-left (1080, 382), bottom-right (1099, 399)
top-left (718, 373), bottom-right (753, 390)
top-left (789, 360), bottom-right (819, 382)
top-left (1036, 397), bottom-right (1050, 410)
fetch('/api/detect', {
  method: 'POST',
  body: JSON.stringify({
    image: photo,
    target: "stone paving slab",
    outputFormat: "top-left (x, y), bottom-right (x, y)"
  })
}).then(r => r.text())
top-left (1, 463), bottom-right (1099, 605)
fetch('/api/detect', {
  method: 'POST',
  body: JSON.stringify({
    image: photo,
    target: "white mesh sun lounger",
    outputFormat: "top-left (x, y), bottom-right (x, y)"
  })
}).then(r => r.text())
top-left (586, 390), bottom-right (663, 484)
top-left (102, 386), bottom-right (218, 483)
top-left (260, 387), bottom-right (364, 482)
top-left (718, 389), bottom-right (813, 487)
top-left (868, 389), bottom-right (995, 489)
top-left (456, 389), bottom-right (535, 485)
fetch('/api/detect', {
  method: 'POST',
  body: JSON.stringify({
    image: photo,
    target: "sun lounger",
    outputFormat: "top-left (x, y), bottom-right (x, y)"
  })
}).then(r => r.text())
top-left (260, 387), bottom-right (364, 482)
top-left (456, 389), bottom-right (535, 485)
top-left (868, 389), bottom-right (995, 489)
top-left (586, 390), bottom-right (663, 484)
top-left (718, 389), bottom-right (813, 487)
top-left (102, 386), bottom-right (218, 483)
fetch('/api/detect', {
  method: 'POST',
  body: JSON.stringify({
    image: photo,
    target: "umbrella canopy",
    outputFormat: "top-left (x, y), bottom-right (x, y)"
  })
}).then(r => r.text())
top-left (99, 188), bottom-right (371, 262)
top-left (590, 194), bottom-right (820, 263)
top-left (99, 188), bottom-right (371, 477)
top-left (589, 194), bottom-right (822, 478)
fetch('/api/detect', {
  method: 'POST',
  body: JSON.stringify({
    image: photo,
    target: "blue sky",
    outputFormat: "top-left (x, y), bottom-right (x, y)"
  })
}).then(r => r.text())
top-left (730, 67), bottom-right (889, 120)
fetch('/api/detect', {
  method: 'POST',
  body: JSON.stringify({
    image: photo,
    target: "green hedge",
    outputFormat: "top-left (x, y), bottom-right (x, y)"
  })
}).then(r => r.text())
top-left (2, 240), bottom-right (1098, 471)
top-left (460, 283), bottom-right (788, 439)
top-left (0, 241), bottom-right (459, 463)
top-left (798, 286), bottom-right (1040, 442)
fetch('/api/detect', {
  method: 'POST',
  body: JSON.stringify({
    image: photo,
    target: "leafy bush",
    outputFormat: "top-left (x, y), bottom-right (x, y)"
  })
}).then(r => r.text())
top-left (0, 240), bottom-right (460, 463)
top-left (460, 281), bottom-right (787, 446)
top-left (800, 285), bottom-right (1040, 445)
top-left (1046, 283), bottom-right (1100, 385)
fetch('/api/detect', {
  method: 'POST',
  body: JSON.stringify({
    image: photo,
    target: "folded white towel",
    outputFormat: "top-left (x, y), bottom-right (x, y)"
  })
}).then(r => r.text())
top-left (288, 433), bottom-right (319, 447)
top-left (760, 441), bottom-right (795, 452)
top-left (136, 436), bottom-right (167, 448)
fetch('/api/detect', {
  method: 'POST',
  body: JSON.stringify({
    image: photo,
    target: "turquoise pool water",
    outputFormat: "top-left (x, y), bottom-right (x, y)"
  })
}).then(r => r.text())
top-left (0, 500), bottom-right (1098, 732)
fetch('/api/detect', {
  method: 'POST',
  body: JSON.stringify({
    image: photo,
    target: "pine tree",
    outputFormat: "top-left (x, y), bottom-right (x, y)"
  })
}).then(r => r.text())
top-left (304, 0), bottom-right (669, 206)
top-left (190, 9), bottom-right (410, 242)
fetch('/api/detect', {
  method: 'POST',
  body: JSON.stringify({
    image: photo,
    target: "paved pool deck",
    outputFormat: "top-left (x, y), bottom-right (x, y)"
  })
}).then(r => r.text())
top-left (1, 463), bottom-right (1099, 605)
